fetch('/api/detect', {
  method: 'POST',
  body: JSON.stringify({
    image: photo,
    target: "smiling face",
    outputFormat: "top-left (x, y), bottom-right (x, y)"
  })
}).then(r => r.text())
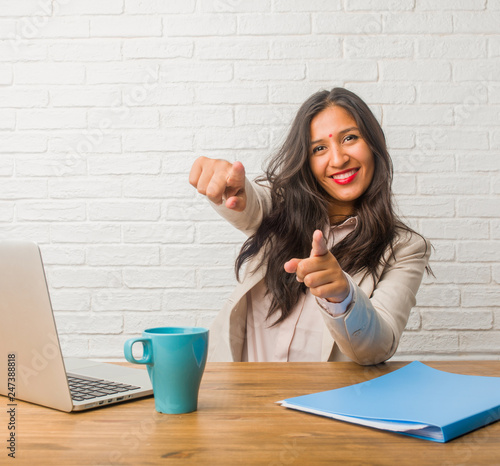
top-left (309, 105), bottom-right (375, 221)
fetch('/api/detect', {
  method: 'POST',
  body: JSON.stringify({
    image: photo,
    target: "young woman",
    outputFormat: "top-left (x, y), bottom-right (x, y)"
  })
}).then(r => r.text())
top-left (189, 87), bottom-right (431, 365)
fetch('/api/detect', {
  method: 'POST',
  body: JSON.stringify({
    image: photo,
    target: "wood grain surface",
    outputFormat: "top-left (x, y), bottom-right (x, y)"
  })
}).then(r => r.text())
top-left (3, 361), bottom-right (500, 465)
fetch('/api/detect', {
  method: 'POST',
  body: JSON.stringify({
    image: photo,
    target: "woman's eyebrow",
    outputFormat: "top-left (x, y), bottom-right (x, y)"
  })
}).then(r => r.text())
top-left (339, 126), bottom-right (359, 135)
top-left (310, 126), bottom-right (359, 146)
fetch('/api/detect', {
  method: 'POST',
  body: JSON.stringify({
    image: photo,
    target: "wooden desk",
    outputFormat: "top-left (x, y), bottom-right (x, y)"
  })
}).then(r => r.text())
top-left (3, 361), bottom-right (500, 465)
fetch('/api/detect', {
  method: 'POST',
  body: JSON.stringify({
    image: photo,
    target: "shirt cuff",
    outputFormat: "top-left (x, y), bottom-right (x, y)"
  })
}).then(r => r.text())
top-left (316, 274), bottom-right (354, 317)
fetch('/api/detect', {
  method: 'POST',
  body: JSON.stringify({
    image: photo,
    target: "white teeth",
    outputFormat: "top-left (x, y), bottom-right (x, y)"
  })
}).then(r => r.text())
top-left (331, 169), bottom-right (357, 180)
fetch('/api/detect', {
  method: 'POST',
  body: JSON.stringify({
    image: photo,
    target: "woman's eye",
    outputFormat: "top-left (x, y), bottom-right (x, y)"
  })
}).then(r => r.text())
top-left (343, 135), bottom-right (358, 143)
top-left (312, 145), bottom-right (326, 154)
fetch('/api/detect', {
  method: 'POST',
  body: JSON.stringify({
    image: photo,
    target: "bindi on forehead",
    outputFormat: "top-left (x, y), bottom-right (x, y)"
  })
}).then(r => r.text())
top-left (328, 134), bottom-right (332, 138)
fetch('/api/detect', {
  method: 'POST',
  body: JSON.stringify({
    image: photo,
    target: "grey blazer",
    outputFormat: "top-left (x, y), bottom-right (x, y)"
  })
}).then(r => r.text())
top-left (208, 179), bottom-right (431, 365)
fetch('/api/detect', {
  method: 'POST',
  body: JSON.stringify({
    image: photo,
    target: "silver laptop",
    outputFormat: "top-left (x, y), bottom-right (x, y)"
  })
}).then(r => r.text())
top-left (0, 240), bottom-right (153, 412)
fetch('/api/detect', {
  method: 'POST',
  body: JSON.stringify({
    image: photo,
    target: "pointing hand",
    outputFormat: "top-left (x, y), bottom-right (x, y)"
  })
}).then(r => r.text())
top-left (189, 157), bottom-right (247, 211)
top-left (284, 230), bottom-right (349, 303)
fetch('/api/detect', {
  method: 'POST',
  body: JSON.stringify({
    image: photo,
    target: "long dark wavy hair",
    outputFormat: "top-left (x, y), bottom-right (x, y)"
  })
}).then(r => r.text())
top-left (235, 87), bottom-right (423, 325)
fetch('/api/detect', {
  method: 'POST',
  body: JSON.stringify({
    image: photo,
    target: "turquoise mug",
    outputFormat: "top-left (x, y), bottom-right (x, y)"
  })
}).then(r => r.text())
top-left (124, 327), bottom-right (209, 414)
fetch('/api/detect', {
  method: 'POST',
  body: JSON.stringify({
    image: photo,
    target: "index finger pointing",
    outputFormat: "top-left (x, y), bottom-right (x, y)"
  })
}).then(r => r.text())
top-left (284, 258), bottom-right (301, 274)
top-left (226, 161), bottom-right (245, 188)
top-left (206, 169), bottom-right (232, 204)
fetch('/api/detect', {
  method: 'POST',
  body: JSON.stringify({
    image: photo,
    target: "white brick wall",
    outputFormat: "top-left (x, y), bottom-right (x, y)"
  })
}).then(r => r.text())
top-left (1, 0), bottom-right (499, 362)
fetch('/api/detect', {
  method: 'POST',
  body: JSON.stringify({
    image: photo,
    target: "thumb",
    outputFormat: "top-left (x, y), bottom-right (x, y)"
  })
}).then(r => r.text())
top-left (311, 230), bottom-right (328, 257)
top-left (225, 195), bottom-right (245, 211)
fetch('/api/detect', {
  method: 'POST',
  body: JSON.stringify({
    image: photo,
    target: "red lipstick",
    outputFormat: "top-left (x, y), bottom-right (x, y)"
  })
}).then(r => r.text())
top-left (330, 168), bottom-right (359, 185)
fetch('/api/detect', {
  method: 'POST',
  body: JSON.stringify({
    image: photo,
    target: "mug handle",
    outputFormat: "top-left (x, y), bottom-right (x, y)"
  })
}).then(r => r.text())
top-left (124, 338), bottom-right (153, 364)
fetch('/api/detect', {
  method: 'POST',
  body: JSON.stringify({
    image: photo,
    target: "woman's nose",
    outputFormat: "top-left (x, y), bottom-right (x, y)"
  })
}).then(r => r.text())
top-left (328, 145), bottom-right (349, 168)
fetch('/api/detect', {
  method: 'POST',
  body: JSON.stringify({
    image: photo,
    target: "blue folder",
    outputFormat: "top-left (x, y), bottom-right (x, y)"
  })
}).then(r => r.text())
top-left (279, 361), bottom-right (500, 442)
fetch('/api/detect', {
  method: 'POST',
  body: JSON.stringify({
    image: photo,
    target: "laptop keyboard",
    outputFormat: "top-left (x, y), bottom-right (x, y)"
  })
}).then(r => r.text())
top-left (67, 374), bottom-right (141, 402)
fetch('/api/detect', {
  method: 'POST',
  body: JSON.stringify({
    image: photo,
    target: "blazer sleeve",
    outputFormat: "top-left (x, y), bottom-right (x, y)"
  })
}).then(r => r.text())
top-left (209, 178), bottom-right (272, 237)
top-left (318, 231), bottom-right (431, 365)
